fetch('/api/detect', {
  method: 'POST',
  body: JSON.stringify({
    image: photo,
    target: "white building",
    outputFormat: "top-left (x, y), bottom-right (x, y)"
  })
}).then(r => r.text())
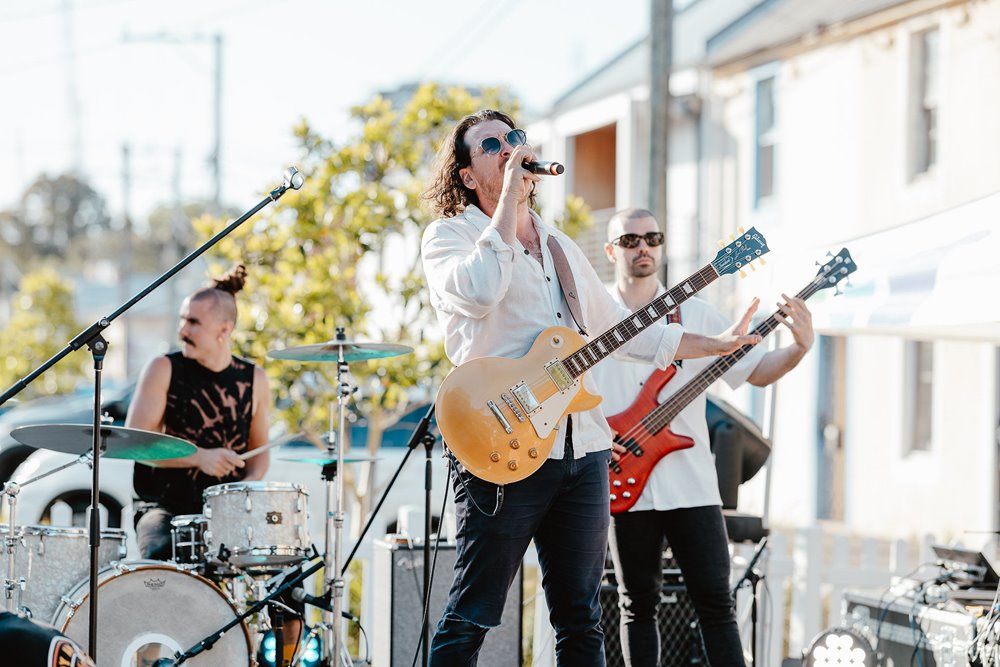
top-left (529, 0), bottom-right (1000, 542)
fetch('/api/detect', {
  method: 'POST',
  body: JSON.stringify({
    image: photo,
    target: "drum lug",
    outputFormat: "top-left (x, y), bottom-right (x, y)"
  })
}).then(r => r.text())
top-left (244, 489), bottom-right (252, 513)
top-left (245, 525), bottom-right (253, 546)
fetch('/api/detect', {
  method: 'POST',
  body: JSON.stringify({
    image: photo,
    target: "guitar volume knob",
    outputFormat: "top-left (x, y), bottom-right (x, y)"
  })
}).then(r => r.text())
top-left (489, 452), bottom-right (501, 463)
top-left (627, 478), bottom-right (636, 485)
top-left (509, 439), bottom-right (520, 449)
top-left (612, 480), bottom-right (622, 487)
top-left (622, 492), bottom-right (631, 499)
top-left (508, 460), bottom-right (518, 471)
top-left (610, 494), bottom-right (617, 501)
top-left (528, 448), bottom-right (538, 458)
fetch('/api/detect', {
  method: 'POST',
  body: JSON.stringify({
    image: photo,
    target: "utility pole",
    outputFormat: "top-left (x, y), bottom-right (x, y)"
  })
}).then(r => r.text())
top-left (121, 144), bottom-right (133, 377)
top-left (122, 32), bottom-right (224, 210)
top-left (649, 0), bottom-right (673, 280)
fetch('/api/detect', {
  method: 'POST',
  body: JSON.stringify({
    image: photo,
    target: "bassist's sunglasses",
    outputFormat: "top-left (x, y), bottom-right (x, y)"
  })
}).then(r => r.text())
top-left (610, 232), bottom-right (665, 249)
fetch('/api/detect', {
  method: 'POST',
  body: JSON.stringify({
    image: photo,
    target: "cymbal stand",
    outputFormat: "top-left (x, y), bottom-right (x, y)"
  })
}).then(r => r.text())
top-left (322, 327), bottom-right (352, 666)
top-left (3, 481), bottom-right (22, 613)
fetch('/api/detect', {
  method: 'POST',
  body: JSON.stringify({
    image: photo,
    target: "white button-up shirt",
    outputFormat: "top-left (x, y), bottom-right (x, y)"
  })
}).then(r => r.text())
top-left (590, 289), bottom-right (767, 508)
top-left (421, 205), bottom-right (685, 459)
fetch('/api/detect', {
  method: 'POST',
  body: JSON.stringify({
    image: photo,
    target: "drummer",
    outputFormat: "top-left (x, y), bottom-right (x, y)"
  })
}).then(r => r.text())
top-left (126, 264), bottom-right (271, 561)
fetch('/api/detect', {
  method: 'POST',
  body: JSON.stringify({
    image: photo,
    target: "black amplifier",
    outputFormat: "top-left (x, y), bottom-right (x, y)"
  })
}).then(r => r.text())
top-left (842, 589), bottom-right (979, 666)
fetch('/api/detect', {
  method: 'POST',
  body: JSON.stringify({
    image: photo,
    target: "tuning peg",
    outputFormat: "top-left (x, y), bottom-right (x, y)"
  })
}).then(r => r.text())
top-left (759, 257), bottom-right (767, 266)
top-left (834, 286), bottom-right (843, 296)
top-left (729, 234), bottom-right (736, 242)
top-left (718, 240), bottom-right (725, 249)
top-left (739, 269), bottom-right (746, 278)
top-left (845, 279), bottom-right (853, 288)
top-left (827, 251), bottom-right (834, 257)
top-left (737, 226), bottom-right (745, 234)
top-left (748, 262), bottom-right (757, 272)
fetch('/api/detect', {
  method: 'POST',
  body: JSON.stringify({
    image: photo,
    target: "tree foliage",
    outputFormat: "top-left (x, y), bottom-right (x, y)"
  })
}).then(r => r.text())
top-left (196, 83), bottom-right (592, 485)
top-left (0, 268), bottom-right (88, 398)
top-left (0, 173), bottom-right (111, 258)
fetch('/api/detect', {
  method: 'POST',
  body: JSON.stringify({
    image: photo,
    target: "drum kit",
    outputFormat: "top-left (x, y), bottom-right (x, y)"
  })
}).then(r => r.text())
top-left (3, 330), bottom-right (412, 667)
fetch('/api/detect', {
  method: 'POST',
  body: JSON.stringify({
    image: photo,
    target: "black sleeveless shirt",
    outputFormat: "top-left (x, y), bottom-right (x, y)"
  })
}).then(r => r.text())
top-left (133, 351), bottom-right (256, 514)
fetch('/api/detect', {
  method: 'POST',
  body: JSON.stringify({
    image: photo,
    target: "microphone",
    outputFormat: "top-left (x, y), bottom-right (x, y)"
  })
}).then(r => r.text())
top-left (290, 588), bottom-right (358, 621)
top-left (522, 160), bottom-right (564, 175)
top-left (283, 166), bottom-right (305, 190)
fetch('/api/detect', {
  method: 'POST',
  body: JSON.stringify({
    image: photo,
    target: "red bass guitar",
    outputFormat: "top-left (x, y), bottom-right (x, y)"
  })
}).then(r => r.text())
top-left (607, 248), bottom-right (856, 513)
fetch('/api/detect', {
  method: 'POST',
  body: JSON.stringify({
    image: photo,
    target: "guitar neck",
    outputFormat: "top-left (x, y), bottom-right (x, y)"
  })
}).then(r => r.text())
top-left (642, 274), bottom-right (829, 434)
top-left (562, 264), bottom-right (721, 380)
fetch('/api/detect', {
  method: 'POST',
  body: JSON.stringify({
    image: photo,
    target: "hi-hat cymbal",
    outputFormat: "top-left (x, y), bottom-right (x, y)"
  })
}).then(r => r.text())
top-left (277, 452), bottom-right (380, 466)
top-left (268, 340), bottom-right (412, 363)
top-left (10, 424), bottom-right (198, 461)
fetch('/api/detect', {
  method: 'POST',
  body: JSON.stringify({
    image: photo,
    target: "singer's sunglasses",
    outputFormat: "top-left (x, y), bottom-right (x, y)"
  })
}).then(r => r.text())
top-left (611, 232), bottom-right (665, 248)
top-left (471, 128), bottom-right (528, 157)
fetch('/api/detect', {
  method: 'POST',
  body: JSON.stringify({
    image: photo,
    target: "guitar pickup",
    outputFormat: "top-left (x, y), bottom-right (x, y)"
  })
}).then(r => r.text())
top-left (487, 400), bottom-right (513, 434)
top-left (510, 382), bottom-right (539, 414)
top-left (544, 359), bottom-right (575, 392)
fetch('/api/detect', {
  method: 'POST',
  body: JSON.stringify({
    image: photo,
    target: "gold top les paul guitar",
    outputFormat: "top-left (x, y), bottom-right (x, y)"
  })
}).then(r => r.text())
top-left (435, 228), bottom-right (769, 484)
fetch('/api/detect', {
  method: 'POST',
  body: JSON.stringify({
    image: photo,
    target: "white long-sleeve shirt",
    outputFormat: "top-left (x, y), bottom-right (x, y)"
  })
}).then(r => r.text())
top-left (421, 204), bottom-right (685, 460)
top-left (590, 289), bottom-right (767, 509)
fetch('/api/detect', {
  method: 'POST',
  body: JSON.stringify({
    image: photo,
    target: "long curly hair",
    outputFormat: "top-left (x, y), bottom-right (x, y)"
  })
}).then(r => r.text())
top-left (423, 109), bottom-right (536, 218)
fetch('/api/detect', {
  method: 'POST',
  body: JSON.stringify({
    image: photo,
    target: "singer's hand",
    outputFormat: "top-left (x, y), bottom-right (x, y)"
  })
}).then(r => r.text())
top-left (502, 144), bottom-right (540, 205)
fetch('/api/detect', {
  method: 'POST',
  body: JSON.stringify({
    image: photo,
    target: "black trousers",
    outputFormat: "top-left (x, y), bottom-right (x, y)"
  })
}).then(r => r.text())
top-left (608, 505), bottom-right (745, 667)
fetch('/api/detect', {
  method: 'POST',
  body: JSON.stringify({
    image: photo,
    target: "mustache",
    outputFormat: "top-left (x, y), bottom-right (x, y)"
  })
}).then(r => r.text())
top-left (180, 335), bottom-right (196, 347)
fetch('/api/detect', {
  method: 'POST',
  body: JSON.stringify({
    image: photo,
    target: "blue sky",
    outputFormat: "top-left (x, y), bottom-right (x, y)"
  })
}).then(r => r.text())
top-left (0, 0), bottom-right (649, 221)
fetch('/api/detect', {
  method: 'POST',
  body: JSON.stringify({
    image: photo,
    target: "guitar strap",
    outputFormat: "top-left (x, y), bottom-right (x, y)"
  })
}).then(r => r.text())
top-left (546, 235), bottom-right (588, 336)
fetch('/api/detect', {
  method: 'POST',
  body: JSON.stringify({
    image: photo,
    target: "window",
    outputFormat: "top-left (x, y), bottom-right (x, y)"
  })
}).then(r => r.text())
top-left (754, 76), bottom-right (776, 205)
top-left (910, 28), bottom-right (939, 177)
top-left (904, 340), bottom-right (934, 452)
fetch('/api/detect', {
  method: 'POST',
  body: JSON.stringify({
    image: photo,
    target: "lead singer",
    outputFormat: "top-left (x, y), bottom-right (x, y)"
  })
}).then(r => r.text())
top-left (420, 109), bottom-right (762, 666)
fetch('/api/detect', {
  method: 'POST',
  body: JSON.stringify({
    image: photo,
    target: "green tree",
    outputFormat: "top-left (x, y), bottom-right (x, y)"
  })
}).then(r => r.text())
top-left (196, 82), bottom-right (591, 509)
top-left (0, 268), bottom-right (88, 398)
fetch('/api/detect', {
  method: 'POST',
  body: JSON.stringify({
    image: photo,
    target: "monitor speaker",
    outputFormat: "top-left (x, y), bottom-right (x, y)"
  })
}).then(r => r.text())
top-left (372, 540), bottom-right (522, 667)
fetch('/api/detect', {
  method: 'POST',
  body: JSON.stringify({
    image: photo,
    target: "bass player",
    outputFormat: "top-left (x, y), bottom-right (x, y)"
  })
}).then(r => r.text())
top-left (591, 207), bottom-right (814, 666)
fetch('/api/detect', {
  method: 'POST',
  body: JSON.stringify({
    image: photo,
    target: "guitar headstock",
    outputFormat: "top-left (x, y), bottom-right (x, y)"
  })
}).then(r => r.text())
top-left (815, 247), bottom-right (856, 295)
top-left (710, 227), bottom-right (769, 278)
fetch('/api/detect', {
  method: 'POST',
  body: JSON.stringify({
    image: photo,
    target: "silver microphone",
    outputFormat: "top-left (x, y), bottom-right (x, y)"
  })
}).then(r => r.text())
top-left (283, 166), bottom-right (305, 190)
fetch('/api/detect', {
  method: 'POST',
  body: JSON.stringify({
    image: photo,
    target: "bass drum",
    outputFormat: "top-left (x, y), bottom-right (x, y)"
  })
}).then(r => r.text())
top-left (54, 561), bottom-right (251, 666)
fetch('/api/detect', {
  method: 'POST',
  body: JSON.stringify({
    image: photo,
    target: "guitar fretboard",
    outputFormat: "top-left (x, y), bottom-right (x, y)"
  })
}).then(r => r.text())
top-left (641, 275), bottom-right (827, 434)
top-left (562, 264), bottom-right (720, 379)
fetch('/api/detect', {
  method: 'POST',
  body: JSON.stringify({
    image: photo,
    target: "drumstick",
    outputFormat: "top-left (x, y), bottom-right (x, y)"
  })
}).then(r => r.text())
top-left (238, 433), bottom-right (302, 461)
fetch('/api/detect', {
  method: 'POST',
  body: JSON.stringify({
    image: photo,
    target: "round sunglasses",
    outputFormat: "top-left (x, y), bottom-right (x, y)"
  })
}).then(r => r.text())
top-left (611, 232), bottom-right (665, 248)
top-left (472, 128), bottom-right (527, 157)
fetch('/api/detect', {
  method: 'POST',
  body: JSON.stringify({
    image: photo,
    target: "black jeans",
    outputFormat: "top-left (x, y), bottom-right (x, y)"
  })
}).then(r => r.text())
top-left (608, 506), bottom-right (744, 667)
top-left (430, 444), bottom-right (612, 667)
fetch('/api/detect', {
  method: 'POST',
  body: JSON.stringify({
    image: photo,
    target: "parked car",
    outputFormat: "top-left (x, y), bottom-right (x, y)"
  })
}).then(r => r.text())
top-left (1, 389), bottom-right (452, 564)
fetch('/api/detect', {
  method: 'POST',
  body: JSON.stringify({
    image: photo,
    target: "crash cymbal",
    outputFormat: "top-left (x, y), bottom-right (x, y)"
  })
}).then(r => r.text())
top-left (10, 424), bottom-right (198, 461)
top-left (268, 340), bottom-right (412, 363)
top-left (277, 452), bottom-right (380, 466)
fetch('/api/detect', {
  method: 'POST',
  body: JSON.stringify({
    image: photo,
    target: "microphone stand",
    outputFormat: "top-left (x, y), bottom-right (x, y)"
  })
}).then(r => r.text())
top-left (731, 535), bottom-right (768, 665)
top-left (338, 403), bottom-right (437, 666)
top-left (0, 167), bottom-right (304, 659)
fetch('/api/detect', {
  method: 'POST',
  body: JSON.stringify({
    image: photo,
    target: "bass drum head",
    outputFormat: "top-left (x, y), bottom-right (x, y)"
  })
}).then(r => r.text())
top-left (55, 561), bottom-right (250, 666)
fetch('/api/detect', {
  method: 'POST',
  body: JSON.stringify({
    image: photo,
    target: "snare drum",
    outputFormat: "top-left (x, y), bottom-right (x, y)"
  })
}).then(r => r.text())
top-left (170, 514), bottom-right (208, 564)
top-left (54, 560), bottom-right (251, 666)
top-left (203, 481), bottom-right (309, 567)
top-left (0, 524), bottom-right (126, 623)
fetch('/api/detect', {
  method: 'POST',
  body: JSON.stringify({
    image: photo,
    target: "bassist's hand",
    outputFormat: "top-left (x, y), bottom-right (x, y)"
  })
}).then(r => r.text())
top-left (675, 298), bottom-right (763, 359)
top-left (610, 437), bottom-right (627, 462)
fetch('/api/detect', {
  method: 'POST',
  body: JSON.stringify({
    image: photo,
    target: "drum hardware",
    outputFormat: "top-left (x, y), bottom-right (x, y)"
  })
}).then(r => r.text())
top-left (268, 326), bottom-right (413, 665)
top-left (152, 550), bottom-right (328, 666)
top-left (8, 423), bottom-right (198, 656)
top-left (0, 166), bottom-right (304, 659)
